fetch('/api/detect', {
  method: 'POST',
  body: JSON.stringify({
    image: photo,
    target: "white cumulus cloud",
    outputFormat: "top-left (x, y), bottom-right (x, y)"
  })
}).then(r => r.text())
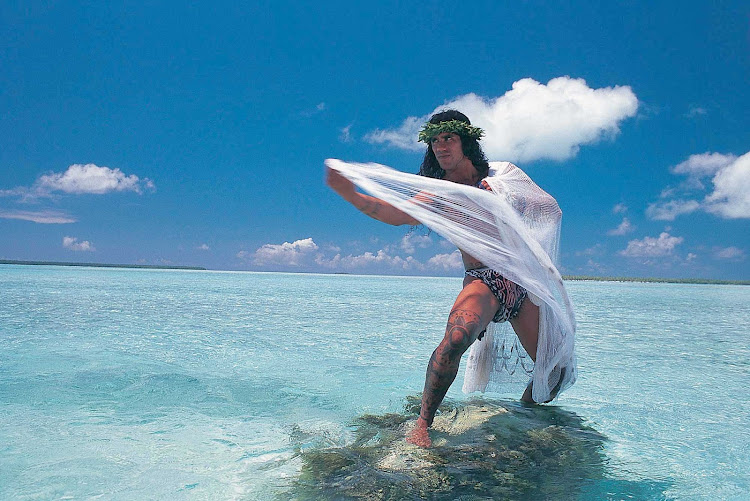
top-left (63, 236), bottom-right (95, 252)
top-left (400, 233), bottom-right (432, 254)
top-left (645, 200), bottom-right (701, 221)
top-left (714, 246), bottom-right (745, 260)
top-left (365, 116), bottom-right (425, 151)
top-left (365, 76), bottom-right (638, 163)
top-left (619, 232), bottom-right (683, 257)
top-left (612, 203), bottom-right (628, 214)
top-left (316, 249), bottom-right (424, 272)
top-left (576, 243), bottom-right (605, 257)
top-left (247, 238), bottom-right (319, 266)
top-left (671, 152), bottom-right (736, 178)
top-left (649, 151), bottom-right (750, 220)
top-left (38, 164), bottom-right (154, 195)
top-left (427, 250), bottom-right (463, 271)
top-left (703, 152), bottom-right (750, 218)
top-left (2, 164), bottom-right (155, 200)
top-left (607, 217), bottom-right (635, 236)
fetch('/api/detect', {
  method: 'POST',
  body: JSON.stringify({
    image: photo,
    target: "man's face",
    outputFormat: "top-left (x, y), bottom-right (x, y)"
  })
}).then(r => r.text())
top-left (430, 132), bottom-right (463, 171)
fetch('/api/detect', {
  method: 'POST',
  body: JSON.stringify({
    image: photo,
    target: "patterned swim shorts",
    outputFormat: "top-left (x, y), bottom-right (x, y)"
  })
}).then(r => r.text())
top-left (465, 267), bottom-right (528, 325)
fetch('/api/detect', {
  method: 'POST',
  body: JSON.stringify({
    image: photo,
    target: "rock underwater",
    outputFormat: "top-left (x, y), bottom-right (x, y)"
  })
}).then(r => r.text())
top-left (283, 396), bottom-right (608, 500)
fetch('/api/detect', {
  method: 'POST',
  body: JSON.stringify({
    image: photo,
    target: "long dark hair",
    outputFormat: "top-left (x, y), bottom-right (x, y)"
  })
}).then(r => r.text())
top-left (418, 110), bottom-right (489, 180)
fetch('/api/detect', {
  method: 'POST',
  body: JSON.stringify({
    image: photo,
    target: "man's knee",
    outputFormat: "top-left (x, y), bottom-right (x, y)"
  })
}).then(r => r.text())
top-left (442, 308), bottom-right (482, 354)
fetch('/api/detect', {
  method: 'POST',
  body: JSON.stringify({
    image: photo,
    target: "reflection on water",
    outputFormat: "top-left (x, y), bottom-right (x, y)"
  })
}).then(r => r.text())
top-left (285, 396), bottom-right (671, 501)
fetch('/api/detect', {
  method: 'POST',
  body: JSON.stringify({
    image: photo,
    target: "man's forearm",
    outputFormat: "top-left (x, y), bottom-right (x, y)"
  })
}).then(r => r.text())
top-left (347, 192), bottom-right (418, 226)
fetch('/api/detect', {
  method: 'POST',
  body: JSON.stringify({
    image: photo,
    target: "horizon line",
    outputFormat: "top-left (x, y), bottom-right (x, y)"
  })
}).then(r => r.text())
top-left (1, 259), bottom-right (748, 285)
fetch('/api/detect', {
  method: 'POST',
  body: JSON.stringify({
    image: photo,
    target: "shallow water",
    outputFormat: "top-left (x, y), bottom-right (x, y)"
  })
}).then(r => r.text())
top-left (0, 266), bottom-right (748, 500)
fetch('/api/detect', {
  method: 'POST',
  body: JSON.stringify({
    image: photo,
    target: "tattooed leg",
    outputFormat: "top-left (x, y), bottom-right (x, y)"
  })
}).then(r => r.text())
top-left (407, 279), bottom-right (499, 448)
top-left (418, 309), bottom-right (481, 426)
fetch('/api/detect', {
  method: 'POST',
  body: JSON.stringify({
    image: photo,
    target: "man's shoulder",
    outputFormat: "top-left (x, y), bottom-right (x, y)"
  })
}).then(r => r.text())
top-left (487, 161), bottom-right (522, 179)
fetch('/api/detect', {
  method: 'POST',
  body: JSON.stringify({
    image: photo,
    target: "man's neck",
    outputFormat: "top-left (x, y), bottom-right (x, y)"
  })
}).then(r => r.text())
top-left (444, 158), bottom-right (479, 185)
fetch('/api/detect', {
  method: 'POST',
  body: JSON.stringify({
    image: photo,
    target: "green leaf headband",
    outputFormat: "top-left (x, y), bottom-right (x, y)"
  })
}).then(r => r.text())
top-left (417, 119), bottom-right (485, 143)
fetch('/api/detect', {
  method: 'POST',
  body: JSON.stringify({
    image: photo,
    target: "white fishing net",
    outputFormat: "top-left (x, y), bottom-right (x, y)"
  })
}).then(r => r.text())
top-left (326, 159), bottom-right (576, 403)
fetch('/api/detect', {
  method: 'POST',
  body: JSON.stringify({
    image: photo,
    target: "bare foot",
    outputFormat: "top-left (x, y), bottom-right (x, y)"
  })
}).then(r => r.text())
top-left (521, 367), bottom-right (567, 404)
top-left (406, 418), bottom-right (432, 448)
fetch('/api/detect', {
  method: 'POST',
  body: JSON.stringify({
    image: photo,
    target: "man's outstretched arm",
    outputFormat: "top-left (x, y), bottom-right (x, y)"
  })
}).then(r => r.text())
top-left (326, 167), bottom-right (420, 226)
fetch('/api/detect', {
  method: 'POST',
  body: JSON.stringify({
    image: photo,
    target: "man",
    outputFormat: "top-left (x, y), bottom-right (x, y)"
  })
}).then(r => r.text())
top-left (326, 110), bottom-right (574, 448)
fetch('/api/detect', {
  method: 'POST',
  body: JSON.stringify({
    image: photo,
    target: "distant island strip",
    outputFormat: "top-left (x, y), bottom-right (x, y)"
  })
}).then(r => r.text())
top-left (1, 260), bottom-right (747, 285)
top-left (562, 275), bottom-right (749, 286)
top-left (0, 259), bottom-right (205, 271)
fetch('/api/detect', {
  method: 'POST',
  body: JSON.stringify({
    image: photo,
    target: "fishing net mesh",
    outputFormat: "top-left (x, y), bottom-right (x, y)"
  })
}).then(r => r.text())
top-left (326, 159), bottom-right (576, 403)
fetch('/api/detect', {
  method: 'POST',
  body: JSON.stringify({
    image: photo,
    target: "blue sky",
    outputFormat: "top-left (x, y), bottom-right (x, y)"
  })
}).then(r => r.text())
top-left (1, 1), bottom-right (748, 280)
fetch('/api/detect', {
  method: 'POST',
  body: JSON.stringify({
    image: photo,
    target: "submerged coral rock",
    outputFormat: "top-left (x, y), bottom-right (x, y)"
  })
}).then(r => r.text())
top-left (285, 397), bottom-right (607, 500)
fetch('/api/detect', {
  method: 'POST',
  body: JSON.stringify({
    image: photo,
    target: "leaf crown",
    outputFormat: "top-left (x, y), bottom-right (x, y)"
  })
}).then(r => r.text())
top-left (417, 120), bottom-right (485, 143)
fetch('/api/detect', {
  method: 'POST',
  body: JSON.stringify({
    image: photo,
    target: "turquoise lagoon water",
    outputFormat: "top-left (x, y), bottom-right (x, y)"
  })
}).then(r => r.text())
top-left (1, 265), bottom-right (748, 500)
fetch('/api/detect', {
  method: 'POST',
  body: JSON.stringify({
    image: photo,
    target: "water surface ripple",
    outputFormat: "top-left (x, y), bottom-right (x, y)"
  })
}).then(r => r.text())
top-left (1, 266), bottom-right (748, 500)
